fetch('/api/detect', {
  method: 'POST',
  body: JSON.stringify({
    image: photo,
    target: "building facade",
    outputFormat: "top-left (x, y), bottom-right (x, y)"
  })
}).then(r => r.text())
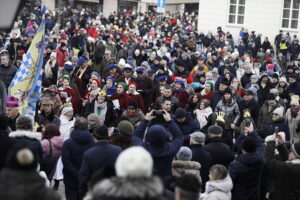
top-left (198, 0), bottom-right (300, 44)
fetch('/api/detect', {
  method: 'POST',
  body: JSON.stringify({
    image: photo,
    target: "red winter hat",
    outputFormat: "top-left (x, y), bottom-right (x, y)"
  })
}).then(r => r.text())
top-left (6, 96), bottom-right (20, 108)
top-left (91, 79), bottom-right (101, 87)
top-left (128, 81), bottom-right (138, 88)
top-left (265, 57), bottom-right (272, 62)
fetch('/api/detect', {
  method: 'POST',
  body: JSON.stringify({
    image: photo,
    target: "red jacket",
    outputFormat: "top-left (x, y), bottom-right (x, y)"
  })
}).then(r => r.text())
top-left (56, 48), bottom-right (68, 67)
top-left (173, 90), bottom-right (189, 108)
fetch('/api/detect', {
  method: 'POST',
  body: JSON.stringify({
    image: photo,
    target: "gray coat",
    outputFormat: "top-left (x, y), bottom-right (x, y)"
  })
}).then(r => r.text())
top-left (285, 108), bottom-right (300, 143)
top-left (215, 97), bottom-right (240, 129)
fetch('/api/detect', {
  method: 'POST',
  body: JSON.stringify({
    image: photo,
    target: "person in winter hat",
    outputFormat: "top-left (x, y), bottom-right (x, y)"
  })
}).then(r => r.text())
top-left (90, 146), bottom-right (164, 200)
top-left (175, 174), bottom-right (202, 200)
top-left (0, 143), bottom-right (61, 200)
top-left (172, 146), bottom-right (201, 183)
top-left (6, 96), bottom-right (20, 131)
top-left (265, 132), bottom-right (300, 200)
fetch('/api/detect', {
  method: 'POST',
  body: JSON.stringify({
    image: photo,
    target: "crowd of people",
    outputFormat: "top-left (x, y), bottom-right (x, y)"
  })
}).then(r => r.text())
top-left (0, 1), bottom-right (300, 200)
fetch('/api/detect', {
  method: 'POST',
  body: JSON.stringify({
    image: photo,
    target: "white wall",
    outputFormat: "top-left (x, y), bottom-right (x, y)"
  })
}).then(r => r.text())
top-left (198, 0), bottom-right (299, 45)
top-left (103, 0), bottom-right (118, 18)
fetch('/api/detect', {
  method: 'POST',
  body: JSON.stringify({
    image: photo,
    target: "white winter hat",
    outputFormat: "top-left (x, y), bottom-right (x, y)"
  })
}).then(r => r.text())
top-left (61, 105), bottom-right (73, 115)
top-left (273, 106), bottom-right (284, 118)
top-left (118, 58), bottom-right (126, 67)
top-left (115, 146), bottom-right (153, 178)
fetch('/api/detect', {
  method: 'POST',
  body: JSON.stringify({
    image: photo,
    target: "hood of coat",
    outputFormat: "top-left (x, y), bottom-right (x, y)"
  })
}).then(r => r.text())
top-left (70, 129), bottom-right (93, 145)
top-left (91, 176), bottom-right (163, 199)
top-left (172, 160), bottom-right (201, 170)
top-left (145, 125), bottom-right (169, 147)
top-left (205, 175), bottom-right (233, 194)
top-left (9, 130), bottom-right (42, 141)
top-left (236, 152), bottom-right (263, 166)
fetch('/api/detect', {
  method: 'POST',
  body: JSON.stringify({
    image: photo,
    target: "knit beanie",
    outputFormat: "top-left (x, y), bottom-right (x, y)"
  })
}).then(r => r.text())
top-left (61, 104), bottom-right (73, 115)
top-left (208, 125), bottom-right (223, 135)
top-left (273, 107), bottom-right (284, 118)
top-left (6, 96), bottom-right (19, 108)
top-left (115, 146), bottom-right (153, 178)
top-left (117, 82), bottom-right (127, 91)
top-left (93, 125), bottom-right (108, 140)
top-left (177, 147), bottom-right (192, 161)
top-left (118, 120), bottom-right (134, 136)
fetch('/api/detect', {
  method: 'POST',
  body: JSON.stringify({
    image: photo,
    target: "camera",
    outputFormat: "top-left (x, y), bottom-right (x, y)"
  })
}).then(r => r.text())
top-left (152, 110), bottom-right (165, 116)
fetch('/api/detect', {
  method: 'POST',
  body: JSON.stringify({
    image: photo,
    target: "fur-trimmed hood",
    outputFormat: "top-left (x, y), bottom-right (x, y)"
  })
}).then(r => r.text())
top-left (9, 130), bottom-right (42, 141)
top-left (91, 176), bottom-right (164, 200)
top-left (172, 160), bottom-right (201, 170)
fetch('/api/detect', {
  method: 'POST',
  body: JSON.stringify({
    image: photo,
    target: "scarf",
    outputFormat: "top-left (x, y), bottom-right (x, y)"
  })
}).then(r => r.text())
top-left (94, 101), bottom-right (107, 123)
top-left (291, 106), bottom-right (300, 118)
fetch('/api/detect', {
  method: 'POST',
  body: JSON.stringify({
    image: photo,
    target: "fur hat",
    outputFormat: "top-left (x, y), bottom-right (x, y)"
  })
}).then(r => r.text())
top-left (273, 106), bottom-right (284, 118)
top-left (208, 125), bottom-right (223, 135)
top-left (190, 131), bottom-right (206, 144)
top-left (177, 147), bottom-right (192, 161)
top-left (115, 146), bottom-right (153, 178)
top-left (6, 96), bottom-right (19, 108)
top-left (118, 120), bottom-right (134, 136)
top-left (88, 114), bottom-right (102, 130)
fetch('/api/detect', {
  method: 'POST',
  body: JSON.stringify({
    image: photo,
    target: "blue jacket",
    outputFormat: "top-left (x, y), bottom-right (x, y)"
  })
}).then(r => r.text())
top-left (79, 141), bottom-right (122, 199)
top-left (229, 131), bottom-right (265, 200)
top-left (62, 129), bottom-right (94, 192)
top-left (134, 120), bottom-right (186, 177)
top-left (174, 113), bottom-right (200, 135)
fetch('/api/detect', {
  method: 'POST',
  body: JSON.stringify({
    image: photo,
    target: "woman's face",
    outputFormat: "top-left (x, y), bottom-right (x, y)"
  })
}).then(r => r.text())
top-left (200, 102), bottom-right (205, 110)
top-left (65, 110), bottom-right (73, 119)
top-left (192, 95), bottom-right (199, 103)
top-left (205, 84), bottom-right (211, 91)
top-left (279, 82), bottom-right (286, 87)
top-left (117, 85), bottom-right (124, 93)
top-left (128, 84), bottom-right (136, 94)
top-left (225, 74), bottom-right (230, 80)
top-left (224, 93), bottom-right (231, 100)
top-left (97, 95), bottom-right (105, 103)
top-left (174, 83), bottom-right (181, 90)
top-left (91, 80), bottom-right (98, 90)
top-left (232, 79), bottom-right (239, 85)
top-left (106, 80), bottom-right (113, 88)
top-left (63, 79), bottom-right (69, 88)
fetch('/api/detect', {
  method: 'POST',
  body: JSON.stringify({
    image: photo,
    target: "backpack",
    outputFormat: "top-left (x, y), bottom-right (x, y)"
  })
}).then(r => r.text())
top-left (40, 139), bottom-right (58, 177)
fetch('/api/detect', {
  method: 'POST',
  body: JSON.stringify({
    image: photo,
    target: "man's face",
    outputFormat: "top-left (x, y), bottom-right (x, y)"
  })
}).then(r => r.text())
top-left (244, 94), bottom-right (253, 101)
top-left (7, 107), bottom-right (18, 118)
top-left (1, 56), bottom-right (9, 66)
top-left (117, 85), bottom-right (124, 93)
top-left (176, 117), bottom-right (186, 124)
top-left (268, 99), bottom-right (276, 107)
top-left (127, 107), bottom-right (136, 115)
top-left (219, 84), bottom-right (227, 92)
top-left (164, 89), bottom-right (172, 97)
top-left (161, 100), bottom-right (171, 111)
top-left (289, 78), bottom-right (296, 84)
top-left (41, 101), bottom-right (54, 113)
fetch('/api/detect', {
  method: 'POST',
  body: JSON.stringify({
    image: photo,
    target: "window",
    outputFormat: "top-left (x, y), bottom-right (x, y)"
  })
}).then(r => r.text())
top-left (228, 0), bottom-right (245, 25)
top-left (282, 0), bottom-right (300, 29)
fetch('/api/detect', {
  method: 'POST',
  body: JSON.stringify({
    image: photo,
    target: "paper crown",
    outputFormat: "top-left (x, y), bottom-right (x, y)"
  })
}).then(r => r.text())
top-left (243, 109), bottom-right (251, 118)
top-left (98, 90), bottom-right (107, 96)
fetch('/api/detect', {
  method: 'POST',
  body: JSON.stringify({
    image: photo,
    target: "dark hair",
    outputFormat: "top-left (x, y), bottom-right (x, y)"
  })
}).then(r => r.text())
top-left (16, 116), bottom-right (33, 131)
top-left (176, 174), bottom-right (201, 199)
top-left (74, 117), bottom-right (88, 130)
top-left (42, 124), bottom-right (60, 140)
top-left (242, 137), bottom-right (257, 153)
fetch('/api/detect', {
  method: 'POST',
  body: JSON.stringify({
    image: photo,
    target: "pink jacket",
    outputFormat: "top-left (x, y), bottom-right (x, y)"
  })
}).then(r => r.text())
top-left (41, 136), bottom-right (64, 158)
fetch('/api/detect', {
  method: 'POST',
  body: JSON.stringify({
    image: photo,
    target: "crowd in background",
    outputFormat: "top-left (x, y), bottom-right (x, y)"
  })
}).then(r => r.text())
top-left (0, 1), bottom-right (300, 200)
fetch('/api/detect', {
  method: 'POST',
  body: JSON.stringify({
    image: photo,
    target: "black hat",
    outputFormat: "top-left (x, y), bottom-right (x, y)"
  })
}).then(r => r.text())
top-left (208, 125), bottom-right (223, 135)
top-left (267, 93), bottom-right (276, 100)
top-left (242, 137), bottom-right (257, 153)
top-left (175, 108), bottom-right (187, 119)
top-left (289, 74), bottom-right (298, 80)
top-left (93, 125), bottom-right (108, 140)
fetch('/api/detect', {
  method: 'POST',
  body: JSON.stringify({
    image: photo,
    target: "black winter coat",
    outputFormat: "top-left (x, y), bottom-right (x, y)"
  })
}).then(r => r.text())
top-left (229, 131), bottom-right (265, 200)
top-left (0, 64), bottom-right (18, 89)
top-left (78, 141), bottom-right (122, 199)
top-left (238, 98), bottom-right (260, 126)
top-left (62, 129), bottom-right (94, 199)
top-left (190, 144), bottom-right (213, 192)
top-left (265, 141), bottom-right (300, 200)
top-left (203, 137), bottom-right (234, 167)
top-left (0, 130), bottom-right (15, 170)
top-left (263, 118), bottom-right (290, 141)
top-left (174, 113), bottom-right (200, 135)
